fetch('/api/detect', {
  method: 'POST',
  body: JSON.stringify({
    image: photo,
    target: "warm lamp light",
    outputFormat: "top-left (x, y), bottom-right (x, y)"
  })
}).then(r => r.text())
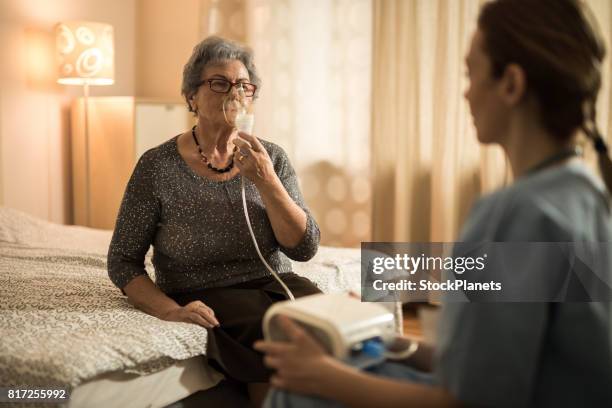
top-left (55, 21), bottom-right (114, 85)
top-left (56, 21), bottom-right (115, 226)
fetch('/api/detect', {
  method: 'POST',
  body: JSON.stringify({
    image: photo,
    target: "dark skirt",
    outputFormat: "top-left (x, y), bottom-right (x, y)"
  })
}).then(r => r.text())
top-left (168, 273), bottom-right (321, 383)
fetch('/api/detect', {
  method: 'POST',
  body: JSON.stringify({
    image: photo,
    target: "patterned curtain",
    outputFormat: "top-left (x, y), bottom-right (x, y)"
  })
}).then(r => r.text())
top-left (371, 0), bottom-right (612, 243)
top-left (200, 0), bottom-right (374, 248)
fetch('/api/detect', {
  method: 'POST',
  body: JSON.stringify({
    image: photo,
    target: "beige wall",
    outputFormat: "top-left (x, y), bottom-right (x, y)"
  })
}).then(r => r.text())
top-left (0, 0), bottom-right (135, 224)
top-left (0, 0), bottom-right (208, 224)
top-left (135, 0), bottom-right (200, 100)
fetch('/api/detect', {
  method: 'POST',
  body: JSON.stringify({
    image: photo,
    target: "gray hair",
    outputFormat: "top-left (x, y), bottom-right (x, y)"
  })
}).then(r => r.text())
top-left (181, 36), bottom-right (261, 113)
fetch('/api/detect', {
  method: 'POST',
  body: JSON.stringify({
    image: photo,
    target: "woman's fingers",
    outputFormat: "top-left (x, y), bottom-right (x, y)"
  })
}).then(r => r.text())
top-left (276, 315), bottom-right (303, 339)
top-left (232, 139), bottom-right (254, 166)
top-left (263, 355), bottom-right (281, 369)
top-left (188, 300), bottom-right (205, 309)
top-left (277, 315), bottom-right (313, 344)
top-left (199, 302), bottom-right (217, 318)
top-left (188, 312), bottom-right (215, 328)
top-left (234, 148), bottom-right (260, 177)
top-left (196, 307), bottom-right (220, 326)
top-left (277, 316), bottom-right (327, 353)
top-left (189, 301), bottom-right (220, 326)
top-left (232, 137), bottom-right (252, 153)
top-left (237, 132), bottom-right (264, 152)
top-left (232, 136), bottom-right (274, 183)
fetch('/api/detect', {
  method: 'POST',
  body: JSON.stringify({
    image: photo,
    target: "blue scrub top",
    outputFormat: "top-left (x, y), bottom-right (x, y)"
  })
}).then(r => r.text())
top-left (435, 162), bottom-right (612, 407)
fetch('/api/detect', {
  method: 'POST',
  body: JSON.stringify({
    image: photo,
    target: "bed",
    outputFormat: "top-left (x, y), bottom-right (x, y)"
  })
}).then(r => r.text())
top-left (0, 207), bottom-right (401, 407)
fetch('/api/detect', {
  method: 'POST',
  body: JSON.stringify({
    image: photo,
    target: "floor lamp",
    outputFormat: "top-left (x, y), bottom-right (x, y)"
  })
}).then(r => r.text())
top-left (56, 21), bottom-right (114, 226)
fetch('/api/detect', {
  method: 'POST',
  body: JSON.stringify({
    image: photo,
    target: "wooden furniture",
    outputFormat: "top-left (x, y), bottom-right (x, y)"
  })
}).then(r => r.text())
top-left (71, 97), bottom-right (192, 229)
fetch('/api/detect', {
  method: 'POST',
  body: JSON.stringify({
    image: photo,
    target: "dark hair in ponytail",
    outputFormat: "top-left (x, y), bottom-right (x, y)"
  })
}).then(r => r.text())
top-left (478, 0), bottom-right (612, 193)
top-left (583, 101), bottom-right (612, 193)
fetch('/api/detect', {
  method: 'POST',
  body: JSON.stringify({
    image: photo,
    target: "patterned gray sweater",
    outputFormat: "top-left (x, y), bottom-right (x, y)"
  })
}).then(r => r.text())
top-left (107, 136), bottom-right (320, 294)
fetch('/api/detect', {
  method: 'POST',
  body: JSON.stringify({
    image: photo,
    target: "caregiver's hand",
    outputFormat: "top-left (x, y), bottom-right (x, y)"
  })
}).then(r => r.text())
top-left (162, 300), bottom-right (220, 328)
top-left (254, 315), bottom-right (346, 395)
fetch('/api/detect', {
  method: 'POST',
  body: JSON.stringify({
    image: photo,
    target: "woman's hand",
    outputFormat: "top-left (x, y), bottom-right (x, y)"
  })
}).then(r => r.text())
top-left (233, 131), bottom-right (309, 248)
top-left (233, 132), bottom-right (277, 187)
top-left (254, 315), bottom-right (344, 396)
top-left (161, 300), bottom-right (220, 328)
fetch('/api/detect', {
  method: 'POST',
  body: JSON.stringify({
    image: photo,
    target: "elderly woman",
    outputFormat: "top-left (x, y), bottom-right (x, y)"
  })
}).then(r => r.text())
top-left (107, 36), bottom-right (321, 405)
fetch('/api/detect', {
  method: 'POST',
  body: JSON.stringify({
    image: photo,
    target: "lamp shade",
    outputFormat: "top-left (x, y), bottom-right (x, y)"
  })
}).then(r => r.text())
top-left (55, 21), bottom-right (114, 86)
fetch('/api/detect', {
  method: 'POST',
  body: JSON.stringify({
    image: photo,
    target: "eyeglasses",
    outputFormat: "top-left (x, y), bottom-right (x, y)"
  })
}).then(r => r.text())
top-left (197, 78), bottom-right (257, 97)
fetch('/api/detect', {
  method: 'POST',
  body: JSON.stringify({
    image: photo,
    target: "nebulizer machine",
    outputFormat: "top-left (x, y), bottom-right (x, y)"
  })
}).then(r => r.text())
top-left (224, 88), bottom-right (417, 368)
